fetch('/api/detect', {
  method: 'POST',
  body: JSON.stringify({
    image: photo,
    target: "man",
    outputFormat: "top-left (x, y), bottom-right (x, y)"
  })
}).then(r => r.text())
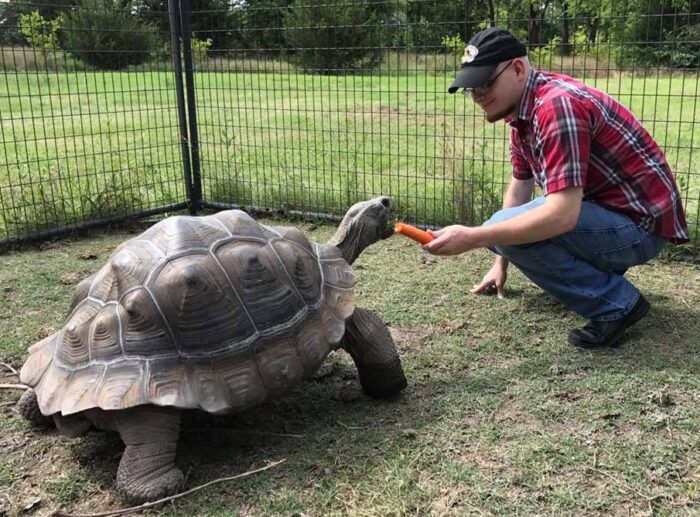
top-left (423, 27), bottom-right (689, 349)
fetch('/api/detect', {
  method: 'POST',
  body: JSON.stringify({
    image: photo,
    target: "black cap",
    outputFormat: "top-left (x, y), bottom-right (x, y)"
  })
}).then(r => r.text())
top-left (448, 28), bottom-right (527, 94)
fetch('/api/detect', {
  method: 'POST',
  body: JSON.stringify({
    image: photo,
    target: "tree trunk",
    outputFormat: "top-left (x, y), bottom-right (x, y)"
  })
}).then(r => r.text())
top-left (487, 0), bottom-right (496, 27)
top-left (560, 0), bottom-right (572, 55)
top-left (585, 14), bottom-right (599, 51)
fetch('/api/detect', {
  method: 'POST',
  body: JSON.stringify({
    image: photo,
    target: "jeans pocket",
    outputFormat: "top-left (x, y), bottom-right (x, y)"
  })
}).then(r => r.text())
top-left (592, 239), bottom-right (647, 271)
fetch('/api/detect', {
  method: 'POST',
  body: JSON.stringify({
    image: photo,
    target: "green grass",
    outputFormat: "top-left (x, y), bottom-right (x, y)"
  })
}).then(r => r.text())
top-left (1, 57), bottom-right (699, 241)
top-left (0, 219), bottom-right (699, 515)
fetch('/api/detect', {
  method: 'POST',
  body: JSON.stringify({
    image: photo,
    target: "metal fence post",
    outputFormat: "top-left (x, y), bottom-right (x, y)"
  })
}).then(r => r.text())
top-left (167, 0), bottom-right (197, 215)
top-left (178, 0), bottom-right (203, 212)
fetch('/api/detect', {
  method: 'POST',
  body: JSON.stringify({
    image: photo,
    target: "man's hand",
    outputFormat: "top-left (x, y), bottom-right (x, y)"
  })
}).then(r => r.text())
top-left (422, 225), bottom-right (485, 256)
top-left (470, 258), bottom-right (508, 299)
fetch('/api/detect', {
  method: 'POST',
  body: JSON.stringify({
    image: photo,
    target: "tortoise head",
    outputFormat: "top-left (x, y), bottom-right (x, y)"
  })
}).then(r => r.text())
top-left (327, 196), bottom-right (394, 265)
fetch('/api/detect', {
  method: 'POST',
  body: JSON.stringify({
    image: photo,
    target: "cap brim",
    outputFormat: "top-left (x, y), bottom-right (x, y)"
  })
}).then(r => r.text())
top-left (447, 64), bottom-right (497, 94)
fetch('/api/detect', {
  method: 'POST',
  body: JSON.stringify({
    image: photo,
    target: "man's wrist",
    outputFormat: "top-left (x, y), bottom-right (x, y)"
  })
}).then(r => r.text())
top-left (495, 255), bottom-right (509, 268)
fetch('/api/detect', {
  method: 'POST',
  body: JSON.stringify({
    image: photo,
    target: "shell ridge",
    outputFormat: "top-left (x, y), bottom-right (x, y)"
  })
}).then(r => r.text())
top-left (142, 285), bottom-right (180, 354)
top-left (91, 364), bottom-right (109, 410)
top-left (65, 296), bottom-right (105, 322)
top-left (265, 240), bottom-right (309, 312)
top-left (114, 301), bottom-right (125, 356)
top-left (142, 256), bottom-right (167, 286)
top-left (132, 238), bottom-right (166, 258)
top-left (207, 216), bottom-right (233, 237)
top-left (263, 225), bottom-right (283, 238)
top-left (208, 250), bottom-right (261, 335)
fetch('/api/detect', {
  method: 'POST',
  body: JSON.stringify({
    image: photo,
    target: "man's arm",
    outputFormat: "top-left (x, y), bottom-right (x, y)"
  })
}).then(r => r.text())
top-left (423, 186), bottom-right (583, 255)
top-left (503, 176), bottom-right (536, 210)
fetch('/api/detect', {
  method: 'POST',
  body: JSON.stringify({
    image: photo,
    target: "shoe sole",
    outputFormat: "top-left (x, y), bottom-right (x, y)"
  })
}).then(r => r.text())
top-left (568, 298), bottom-right (650, 349)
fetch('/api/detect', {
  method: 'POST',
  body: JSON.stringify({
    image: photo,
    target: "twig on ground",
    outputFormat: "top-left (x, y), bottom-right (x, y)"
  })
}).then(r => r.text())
top-left (51, 459), bottom-right (286, 517)
top-left (181, 427), bottom-right (305, 439)
top-left (337, 420), bottom-right (364, 430)
top-left (0, 362), bottom-right (19, 376)
top-left (0, 383), bottom-right (29, 390)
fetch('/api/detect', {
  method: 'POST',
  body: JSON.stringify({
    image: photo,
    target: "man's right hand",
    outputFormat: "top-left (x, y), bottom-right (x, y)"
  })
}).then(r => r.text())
top-left (470, 257), bottom-right (508, 299)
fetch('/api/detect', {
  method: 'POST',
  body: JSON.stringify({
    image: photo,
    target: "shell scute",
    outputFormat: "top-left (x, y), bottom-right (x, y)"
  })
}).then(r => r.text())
top-left (213, 353), bottom-right (267, 411)
top-left (271, 239), bottom-right (322, 305)
top-left (255, 338), bottom-right (305, 392)
top-left (56, 300), bottom-right (102, 367)
top-left (88, 305), bottom-right (122, 362)
top-left (150, 253), bottom-right (256, 355)
top-left (214, 240), bottom-right (307, 333)
top-left (147, 360), bottom-right (194, 408)
top-left (94, 361), bottom-right (146, 410)
top-left (141, 216), bottom-right (227, 256)
top-left (120, 289), bottom-right (175, 357)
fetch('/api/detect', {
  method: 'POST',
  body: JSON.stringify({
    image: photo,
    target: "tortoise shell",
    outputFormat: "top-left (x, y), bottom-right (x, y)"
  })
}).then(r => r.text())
top-left (20, 211), bottom-right (356, 416)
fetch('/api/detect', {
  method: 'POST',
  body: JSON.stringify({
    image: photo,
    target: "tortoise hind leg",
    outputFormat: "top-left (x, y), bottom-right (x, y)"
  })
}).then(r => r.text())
top-left (113, 406), bottom-right (184, 504)
top-left (15, 389), bottom-right (53, 427)
top-left (341, 308), bottom-right (407, 398)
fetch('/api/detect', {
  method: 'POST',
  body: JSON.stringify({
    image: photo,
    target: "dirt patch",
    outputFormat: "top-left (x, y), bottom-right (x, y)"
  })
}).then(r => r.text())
top-left (2, 287), bottom-right (19, 304)
top-left (59, 272), bottom-right (83, 285)
top-left (390, 324), bottom-right (434, 353)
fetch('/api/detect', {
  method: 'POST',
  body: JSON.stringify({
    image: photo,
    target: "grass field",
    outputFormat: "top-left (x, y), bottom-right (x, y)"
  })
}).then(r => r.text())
top-left (0, 219), bottom-right (699, 515)
top-left (1, 59), bottom-right (699, 241)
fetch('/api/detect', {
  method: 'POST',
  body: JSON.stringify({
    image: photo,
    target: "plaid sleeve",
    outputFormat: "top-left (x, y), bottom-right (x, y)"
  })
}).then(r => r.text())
top-left (509, 128), bottom-right (532, 180)
top-left (532, 97), bottom-right (592, 195)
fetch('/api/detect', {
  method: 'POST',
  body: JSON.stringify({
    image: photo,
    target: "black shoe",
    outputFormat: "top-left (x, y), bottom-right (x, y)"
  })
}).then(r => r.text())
top-left (568, 296), bottom-right (650, 349)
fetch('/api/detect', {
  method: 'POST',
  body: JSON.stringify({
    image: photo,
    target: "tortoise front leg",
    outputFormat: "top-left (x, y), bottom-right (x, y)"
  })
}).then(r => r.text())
top-left (112, 406), bottom-right (184, 504)
top-left (341, 308), bottom-right (407, 398)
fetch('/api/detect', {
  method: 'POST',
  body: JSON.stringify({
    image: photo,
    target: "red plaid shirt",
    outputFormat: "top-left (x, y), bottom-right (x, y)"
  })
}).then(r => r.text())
top-left (508, 70), bottom-right (689, 244)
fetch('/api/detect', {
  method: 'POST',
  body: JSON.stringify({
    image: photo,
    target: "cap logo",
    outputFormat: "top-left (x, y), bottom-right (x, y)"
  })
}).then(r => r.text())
top-left (461, 45), bottom-right (479, 64)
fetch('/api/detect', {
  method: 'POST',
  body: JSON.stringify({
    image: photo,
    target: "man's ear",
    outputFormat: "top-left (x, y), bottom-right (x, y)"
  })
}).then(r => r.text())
top-left (512, 58), bottom-right (529, 79)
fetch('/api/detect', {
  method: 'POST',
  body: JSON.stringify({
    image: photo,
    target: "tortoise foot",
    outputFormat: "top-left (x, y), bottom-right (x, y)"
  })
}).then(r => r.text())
top-left (357, 357), bottom-right (407, 398)
top-left (119, 465), bottom-right (184, 504)
top-left (15, 389), bottom-right (53, 427)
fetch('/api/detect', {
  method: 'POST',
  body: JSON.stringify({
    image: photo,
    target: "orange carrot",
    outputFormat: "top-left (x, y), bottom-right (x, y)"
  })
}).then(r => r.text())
top-left (394, 222), bottom-right (434, 244)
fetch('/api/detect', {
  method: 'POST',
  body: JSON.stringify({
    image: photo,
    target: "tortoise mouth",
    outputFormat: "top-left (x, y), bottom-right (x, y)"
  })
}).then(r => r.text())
top-left (379, 197), bottom-right (394, 239)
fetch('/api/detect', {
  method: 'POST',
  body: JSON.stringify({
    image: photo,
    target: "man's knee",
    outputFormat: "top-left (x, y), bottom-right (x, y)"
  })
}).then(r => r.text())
top-left (483, 209), bottom-right (512, 227)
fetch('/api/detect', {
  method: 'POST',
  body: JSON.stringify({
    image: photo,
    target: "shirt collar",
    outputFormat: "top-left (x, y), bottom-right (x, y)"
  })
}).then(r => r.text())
top-left (507, 68), bottom-right (541, 126)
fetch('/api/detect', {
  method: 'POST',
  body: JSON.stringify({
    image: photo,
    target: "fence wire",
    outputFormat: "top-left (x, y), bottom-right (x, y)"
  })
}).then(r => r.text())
top-left (1, 0), bottom-right (699, 244)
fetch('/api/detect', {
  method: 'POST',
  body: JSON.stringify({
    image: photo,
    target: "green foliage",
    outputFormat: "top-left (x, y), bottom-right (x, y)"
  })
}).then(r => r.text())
top-left (19, 10), bottom-right (62, 55)
top-left (0, 0), bottom-right (77, 45)
top-left (241, 0), bottom-right (293, 51)
top-left (59, 0), bottom-right (159, 70)
top-left (129, 0), bottom-right (246, 51)
top-left (4, 169), bottom-right (143, 236)
top-left (191, 36), bottom-right (213, 61)
top-left (528, 37), bottom-right (561, 69)
top-left (284, 0), bottom-right (387, 73)
top-left (440, 34), bottom-right (464, 57)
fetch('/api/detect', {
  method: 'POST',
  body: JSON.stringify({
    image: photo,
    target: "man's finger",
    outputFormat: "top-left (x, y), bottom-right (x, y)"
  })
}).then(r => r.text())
top-left (470, 279), bottom-right (493, 293)
top-left (496, 285), bottom-right (505, 299)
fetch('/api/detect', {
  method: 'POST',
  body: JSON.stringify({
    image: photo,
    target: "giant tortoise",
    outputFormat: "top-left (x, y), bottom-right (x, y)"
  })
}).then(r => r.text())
top-left (16, 196), bottom-right (406, 503)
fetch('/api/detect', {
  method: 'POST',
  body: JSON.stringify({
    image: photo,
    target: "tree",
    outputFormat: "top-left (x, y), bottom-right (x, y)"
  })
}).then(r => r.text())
top-left (60, 0), bottom-right (159, 69)
top-left (284, 0), bottom-right (392, 73)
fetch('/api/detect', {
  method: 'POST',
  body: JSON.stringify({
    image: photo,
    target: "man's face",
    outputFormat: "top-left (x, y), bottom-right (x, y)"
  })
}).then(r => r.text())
top-left (467, 60), bottom-right (522, 123)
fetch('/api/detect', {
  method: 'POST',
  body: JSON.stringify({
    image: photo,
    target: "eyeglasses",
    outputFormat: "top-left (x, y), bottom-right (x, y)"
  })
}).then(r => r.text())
top-left (463, 60), bottom-right (514, 97)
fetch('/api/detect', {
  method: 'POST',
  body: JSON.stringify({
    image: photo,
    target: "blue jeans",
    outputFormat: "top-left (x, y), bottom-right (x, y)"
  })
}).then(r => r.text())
top-left (484, 197), bottom-right (667, 321)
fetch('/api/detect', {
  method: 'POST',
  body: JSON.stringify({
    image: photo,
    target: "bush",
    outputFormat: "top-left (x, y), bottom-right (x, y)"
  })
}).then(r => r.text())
top-left (59, 0), bottom-right (159, 70)
top-left (284, 0), bottom-right (386, 74)
top-left (19, 10), bottom-right (61, 55)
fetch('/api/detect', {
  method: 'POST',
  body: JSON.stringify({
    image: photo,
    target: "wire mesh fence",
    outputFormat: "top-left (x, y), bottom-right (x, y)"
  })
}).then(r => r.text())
top-left (1, 0), bottom-right (699, 245)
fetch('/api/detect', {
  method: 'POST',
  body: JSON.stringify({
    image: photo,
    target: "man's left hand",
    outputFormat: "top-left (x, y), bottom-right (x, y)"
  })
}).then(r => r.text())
top-left (422, 225), bottom-right (485, 255)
